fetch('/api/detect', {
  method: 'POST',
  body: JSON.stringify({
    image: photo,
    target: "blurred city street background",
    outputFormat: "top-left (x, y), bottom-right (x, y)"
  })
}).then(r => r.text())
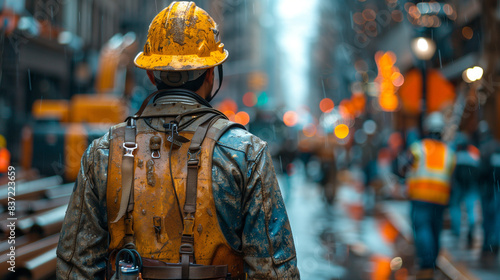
top-left (1, 0), bottom-right (500, 279)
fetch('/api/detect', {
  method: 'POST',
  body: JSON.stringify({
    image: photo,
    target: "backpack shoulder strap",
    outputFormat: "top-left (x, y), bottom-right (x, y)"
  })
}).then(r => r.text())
top-left (206, 118), bottom-right (246, 142)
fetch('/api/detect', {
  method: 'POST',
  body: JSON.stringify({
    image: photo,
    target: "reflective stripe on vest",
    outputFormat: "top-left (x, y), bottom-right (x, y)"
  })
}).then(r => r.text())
top-left (106, 112), bottom-right (244, 276)
top-left (408, 139), bottom-right (455, 205)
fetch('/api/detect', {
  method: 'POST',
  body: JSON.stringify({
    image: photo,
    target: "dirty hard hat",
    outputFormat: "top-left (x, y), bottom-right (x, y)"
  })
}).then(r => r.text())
top-left (134, 1), bottom-right (228, 72)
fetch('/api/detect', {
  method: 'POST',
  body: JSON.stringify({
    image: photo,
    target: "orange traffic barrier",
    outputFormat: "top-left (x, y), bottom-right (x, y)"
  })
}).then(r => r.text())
top-left (379, 219), bottom-right (399, 244)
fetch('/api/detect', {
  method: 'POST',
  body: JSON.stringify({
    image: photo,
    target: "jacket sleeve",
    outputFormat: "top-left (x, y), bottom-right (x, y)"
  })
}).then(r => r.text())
top-left (56, 134), bottom-right (110, 279)
top-left (214, 129), bottom-right (300, 279)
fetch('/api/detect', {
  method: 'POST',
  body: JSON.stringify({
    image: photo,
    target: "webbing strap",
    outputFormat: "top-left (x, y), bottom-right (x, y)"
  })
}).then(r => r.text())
top-left (184, 115), bottom-right (221, 215)
top-left (111, 119), bottom-right (137, 226)
top-left (133, 91), bottom-right (160, 119)
top-left (180, 114), bottom-right (222, 278)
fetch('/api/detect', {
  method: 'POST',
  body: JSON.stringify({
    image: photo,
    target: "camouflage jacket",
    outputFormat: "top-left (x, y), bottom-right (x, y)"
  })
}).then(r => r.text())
top-left (56, 94), bottom-right (300, 279)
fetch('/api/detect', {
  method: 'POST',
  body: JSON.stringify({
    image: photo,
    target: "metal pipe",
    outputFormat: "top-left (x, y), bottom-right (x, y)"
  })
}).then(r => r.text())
top-left (0, 233), bottom-right (59, 274)
top-left (15, 195), bottom-right (71, 215)
top-left (0, 204), bottom-right (67, 237)
top-left (0, 176), bottom-right (63, 205)
top-left (28, 204), bottom-right (68, 237)
top-left (25, 247), bottom-right (58, 280)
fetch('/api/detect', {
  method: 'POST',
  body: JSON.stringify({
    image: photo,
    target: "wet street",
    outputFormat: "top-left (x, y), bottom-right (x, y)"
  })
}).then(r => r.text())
top-left (280, 169), bottom-right (347, 279)
top-left (280, 165), bottom-right (500, 280)
top-left (279, 166), bottom-right (376, 280)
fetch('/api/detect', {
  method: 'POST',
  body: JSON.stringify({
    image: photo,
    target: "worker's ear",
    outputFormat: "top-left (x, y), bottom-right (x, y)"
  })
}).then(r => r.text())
top-left (146, 70), bottom-right (156, 85)
top-left (205, 68), bottom-right (214, 83)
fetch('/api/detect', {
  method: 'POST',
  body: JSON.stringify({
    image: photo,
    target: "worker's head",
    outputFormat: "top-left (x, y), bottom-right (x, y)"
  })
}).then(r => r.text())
top-left (424, 112), bottom-right (445, 140)
top-left (0, 135), bottom-right (5, 149)
top-left (134, 1), bottom-right (228, 102)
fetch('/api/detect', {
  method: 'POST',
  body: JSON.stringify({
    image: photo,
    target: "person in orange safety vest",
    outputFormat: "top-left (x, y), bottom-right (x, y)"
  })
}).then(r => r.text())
top-left (401, 112), bottom-right (456, 280)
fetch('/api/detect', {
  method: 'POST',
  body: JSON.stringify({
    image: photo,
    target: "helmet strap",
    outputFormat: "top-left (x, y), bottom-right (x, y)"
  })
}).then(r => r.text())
top-left (206, 65), bottom-right (223, 103)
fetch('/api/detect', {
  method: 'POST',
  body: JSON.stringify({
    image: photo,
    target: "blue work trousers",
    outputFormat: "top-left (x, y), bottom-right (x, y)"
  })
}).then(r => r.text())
top-left (411, 200), bottom-right (446, 269)
top-left (450, 165), bottom-right (479, 237)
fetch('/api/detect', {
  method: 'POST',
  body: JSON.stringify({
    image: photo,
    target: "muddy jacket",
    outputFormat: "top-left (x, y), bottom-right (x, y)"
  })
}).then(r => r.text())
top-left (56, 93), bottom-right (300, 279)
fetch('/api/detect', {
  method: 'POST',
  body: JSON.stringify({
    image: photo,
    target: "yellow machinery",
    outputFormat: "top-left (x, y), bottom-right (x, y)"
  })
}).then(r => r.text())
top-left (22, 33), bottom-right (137, 181)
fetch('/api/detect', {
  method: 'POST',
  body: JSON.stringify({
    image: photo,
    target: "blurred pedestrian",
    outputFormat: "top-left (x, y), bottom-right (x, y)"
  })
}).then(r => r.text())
top-left (277, 137), bottom-right (299, 201)
top-left (479, 136), bottom-right (500, 266)
top-left (400, 112), bottom-right (456, 280)
top-left (449, 132), bottom-right (480, 248)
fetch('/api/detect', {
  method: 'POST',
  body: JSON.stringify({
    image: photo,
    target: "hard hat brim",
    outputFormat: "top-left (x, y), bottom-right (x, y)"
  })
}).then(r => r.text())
top-left (134, 50), bottom-right (228, 71)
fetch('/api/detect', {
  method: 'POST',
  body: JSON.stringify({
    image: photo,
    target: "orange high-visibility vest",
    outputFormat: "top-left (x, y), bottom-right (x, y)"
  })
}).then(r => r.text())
top-left (407, 139), bottom-right (455, 205)
top-left (106, 117), bottom-right (244, 277)
top-left (0, 148), bottom-right (10, 173)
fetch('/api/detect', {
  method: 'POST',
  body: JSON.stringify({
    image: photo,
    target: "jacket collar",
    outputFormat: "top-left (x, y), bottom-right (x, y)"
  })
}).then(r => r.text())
top-left (153, 89), bottom-right (212, 108)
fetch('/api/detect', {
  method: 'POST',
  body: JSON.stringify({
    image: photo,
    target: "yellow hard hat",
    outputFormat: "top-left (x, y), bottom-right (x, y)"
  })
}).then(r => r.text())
top-left (0, 135), bottom-right (5, 149)
top-left (134, 1), bottom-right (228, 71)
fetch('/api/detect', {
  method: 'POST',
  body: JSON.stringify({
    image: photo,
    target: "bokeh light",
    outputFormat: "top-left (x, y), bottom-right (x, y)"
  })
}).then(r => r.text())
top-left (319, 98), bottom-right (335, 113)
top-left (391, 10), bottom-right (403, 22)
top-left (257, 92), bottom-right (269, 107)
top-left (351, 93), bottom-right (366, 116)
top-left (464, 66), bottom-right (484, 83)
top-left (303, 123), bottom-right (317, 137)
top-left (391, 72), bottom-right (404, 87)
top-left (334, 124), bottom-right (349, 139)
top-left (462, 26), bottom-right (473, 40)
top-left (234, 111), bottom-right (250, 126)
top-left (283, 111), bottom-right (299, 127)
top-left (242, 92), bottom-right (258, 107)
top-left (353, 12), bottom-right (365, 25)
top-left (223, 110), bottom-right (236, 122)
top-left (363, 119), bottom-right (377, 135)
top-left (362, 9), bottom-right (376, 21)
top-left (443, 4), bottom-right (454, 16)
top-left (217, 99), bottom-right (238, 113)
top-left (378, 93), bottom-right (399, 112)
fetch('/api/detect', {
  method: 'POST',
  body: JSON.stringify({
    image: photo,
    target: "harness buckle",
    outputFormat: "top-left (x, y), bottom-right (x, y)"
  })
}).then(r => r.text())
top-left (183, 215), bottom-right (195, 235)
top-left (187, 149), bottom-right (201, 166)
top-left (123, 143), bottom-right (137, 157)
top-left (179, 243), bottom-right (194, 255)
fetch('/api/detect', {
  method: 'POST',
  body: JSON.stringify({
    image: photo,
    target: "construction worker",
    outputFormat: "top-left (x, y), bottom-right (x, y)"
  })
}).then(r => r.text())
top-left (56, 2), bottom-right (299, 279)
top-left (479, 136), bottom-right (500, 266)
top-left (0, 135), bottom-right (10, 174)
top-left (400, 112), bottom-right (456, 280)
